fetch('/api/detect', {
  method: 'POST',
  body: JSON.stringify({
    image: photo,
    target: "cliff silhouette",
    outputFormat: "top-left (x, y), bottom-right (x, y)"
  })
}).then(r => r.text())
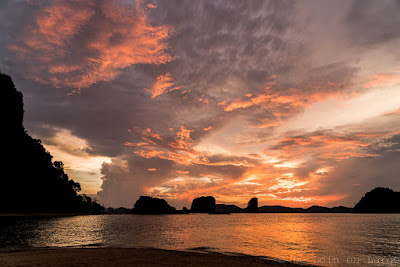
top-left (245, 197), bottom-right (259, 213)
top-left (132, 196), bottom-right (176, 214)
top-left (354, 187), bottom-right (400, 213)
top-left (190, 196), bottom-right (216, 213)
top-left (0, 72), bottom-right (103, 214)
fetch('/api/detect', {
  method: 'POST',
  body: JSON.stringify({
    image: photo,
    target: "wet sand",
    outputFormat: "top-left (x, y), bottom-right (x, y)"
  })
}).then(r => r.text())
top-left (0, 248), bottom-right (309, 266)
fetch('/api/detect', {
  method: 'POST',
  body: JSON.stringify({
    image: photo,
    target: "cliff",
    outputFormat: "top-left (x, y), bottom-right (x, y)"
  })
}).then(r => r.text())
top-left (245, 197), bottom-right (259, 213)
top-left (132, 196), bottom-right (176, 214)
top-left (190, 196), bottom-right (216, 213)
top-left (354, 187), bottom-right (400, 213)
top-left (0, 72), bottom-right (102, 214)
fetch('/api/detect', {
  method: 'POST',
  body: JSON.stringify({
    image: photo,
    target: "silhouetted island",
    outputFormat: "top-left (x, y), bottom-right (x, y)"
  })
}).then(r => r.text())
top-left (176, 207), bottom-right (190, 214)
top-left (132, 196), bottom-right (176, 214)
top-left (246, 197), bottom-right (259, 213)
top-left (0, 72), bottom-right (103, 214)
top-left (258, 206), bottom-right (303, 213)
top-left (125, 187), bottom-right (400, 215)
top-left (215, 199), bottom-right (354, 214)
top-left (215, 204), bottom-right (353, 213)
top-left (354, 187), bottom-right (400, 213)
top-left (190, 196), bottom-right (216, 213)
top-left (216, 204), bottom-right (245, 213)
top-left (105, 207), bottom-right (132, 214)
top-left (126, 195), bottom-right (359, 214)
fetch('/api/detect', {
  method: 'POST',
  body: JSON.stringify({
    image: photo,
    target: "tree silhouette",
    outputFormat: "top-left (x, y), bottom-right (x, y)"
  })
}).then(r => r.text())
top-left (0, 72), bottom-right (103, 214)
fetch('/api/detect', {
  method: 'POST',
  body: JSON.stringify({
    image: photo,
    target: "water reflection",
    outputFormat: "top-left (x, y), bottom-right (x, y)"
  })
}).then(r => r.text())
top-left (1, 214), bottom-right (400, 266)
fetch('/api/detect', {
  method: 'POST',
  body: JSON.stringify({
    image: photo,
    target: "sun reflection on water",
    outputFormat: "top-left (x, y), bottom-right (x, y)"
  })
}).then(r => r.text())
top-left (1, 214), bottom-right (400, 266)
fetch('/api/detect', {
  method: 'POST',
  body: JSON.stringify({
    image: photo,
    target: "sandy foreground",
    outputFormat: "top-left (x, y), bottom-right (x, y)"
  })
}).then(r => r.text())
top-left (0, 248), bottom-right (309, 266)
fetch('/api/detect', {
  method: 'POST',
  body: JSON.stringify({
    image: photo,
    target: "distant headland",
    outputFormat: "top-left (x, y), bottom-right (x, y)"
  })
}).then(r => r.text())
top-left (354, 187), bottom-right (400, 213)
top-left (107, 186), bottom-right (400, 214)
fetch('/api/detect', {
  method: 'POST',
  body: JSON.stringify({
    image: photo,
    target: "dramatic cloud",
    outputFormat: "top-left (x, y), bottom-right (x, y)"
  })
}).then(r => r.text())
top-left (37, 126), bottom-right (112, 195)
top-left (1, 0), bottom-right (400, 208)
top-left (8, 0), bottom-right (174, 89)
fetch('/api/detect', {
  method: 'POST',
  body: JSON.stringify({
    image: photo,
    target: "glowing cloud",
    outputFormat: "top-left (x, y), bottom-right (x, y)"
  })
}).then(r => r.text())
top-left (266, 131), bottom-right (384, 163)
top-left (9, 0), bottom-right (174, 89)
top-left (36, 127), bottom-right (112, 195)
top-left (4, 0), bottom-right (400, 209)
top-left (223, 79), bottom-right (348, 114)
top-left (127, 126), bottom-right (254, 168)
top-left (147, 73), bottom-right (179, 98)
top-left (363, 73), bottom-right (400, 88)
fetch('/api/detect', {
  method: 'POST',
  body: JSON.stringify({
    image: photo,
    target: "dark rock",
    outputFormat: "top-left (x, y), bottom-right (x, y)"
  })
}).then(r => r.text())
top-left (245, 197), bottom-right (259, 213)
top-left (306, 205), bottom-right (331, 213)
top-left (190, 196), bottom-right (216, 213)
top-left (330, 206), bottom-right (354, 213)
top-left (105, 207), bottom-right (131, 214)
top-left (175, 207), bottom-right (190, 214)
top-left (259, 205), bottom-right (303, 213)
top-left (132, 196), bottom-right (176, 214)
top-left (258, 205), bottom-right (354, 213)
top-left (216, 204), bottom-right (244, 213)
top-left (354, 187), bottom-right (400, 213)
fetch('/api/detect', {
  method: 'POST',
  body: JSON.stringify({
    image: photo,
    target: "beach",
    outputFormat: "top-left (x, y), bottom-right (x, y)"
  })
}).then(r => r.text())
top-left (0, 248), bottom-right (307, 266)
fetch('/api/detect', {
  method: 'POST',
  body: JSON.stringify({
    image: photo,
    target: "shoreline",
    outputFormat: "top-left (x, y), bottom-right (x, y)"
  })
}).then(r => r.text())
top-left (0, 213), bottom-right (102, 217)
top-left (3, 213), bottom-right (389, 216)
top-left (0, 247), bottom-right (313, 266)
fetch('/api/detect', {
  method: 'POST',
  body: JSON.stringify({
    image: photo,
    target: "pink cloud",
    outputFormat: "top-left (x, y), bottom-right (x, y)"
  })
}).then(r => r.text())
top-left (147, 73), bottom-right (181, 98)
top-left (9, 0), bottom-right (174, 89)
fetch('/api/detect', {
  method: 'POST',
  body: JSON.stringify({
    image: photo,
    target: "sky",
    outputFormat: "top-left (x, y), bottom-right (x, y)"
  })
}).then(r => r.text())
top-left (1, 0), bottom-right (400, 209)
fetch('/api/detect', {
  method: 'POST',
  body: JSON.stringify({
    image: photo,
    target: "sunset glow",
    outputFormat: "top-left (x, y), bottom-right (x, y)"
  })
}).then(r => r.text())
top-left (2, 0), bottom-right (400, 209)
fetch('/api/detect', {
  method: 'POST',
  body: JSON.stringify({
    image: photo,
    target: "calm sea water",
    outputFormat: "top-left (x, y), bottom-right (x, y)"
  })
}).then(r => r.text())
top-left (1, 214), bottom-right (400, 266)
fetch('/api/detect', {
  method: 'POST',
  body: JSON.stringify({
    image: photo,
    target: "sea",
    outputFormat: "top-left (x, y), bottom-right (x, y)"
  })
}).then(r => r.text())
top-left (1, 214), bottom-right (400, 266)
